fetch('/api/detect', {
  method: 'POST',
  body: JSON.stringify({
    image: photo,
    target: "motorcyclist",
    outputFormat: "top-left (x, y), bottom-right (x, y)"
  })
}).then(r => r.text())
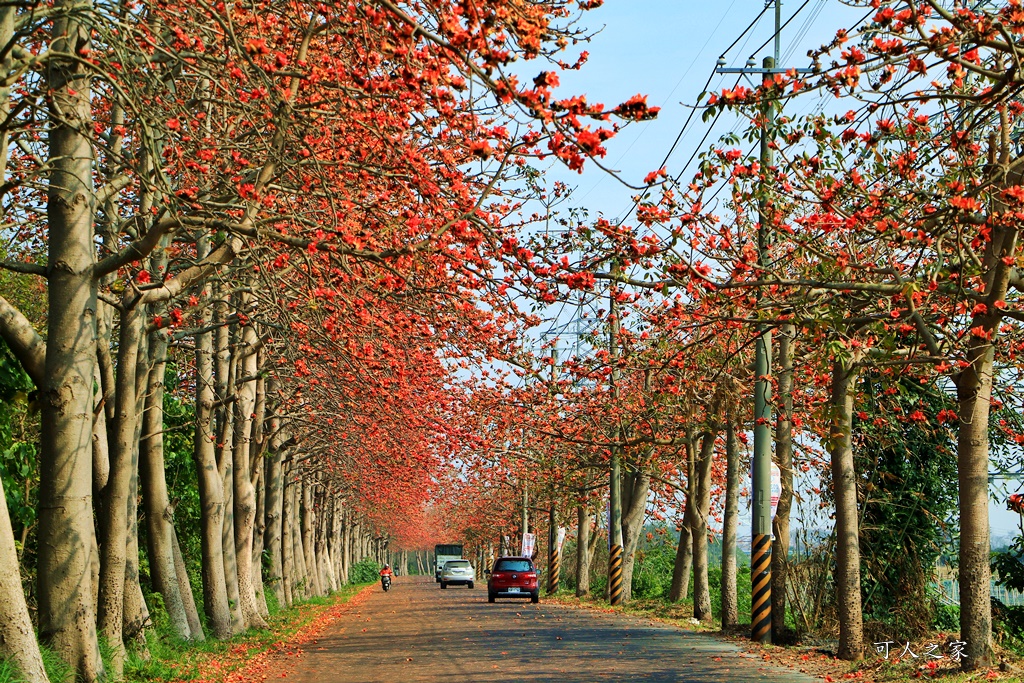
top-left (380, 563), bottom-right (393, 590)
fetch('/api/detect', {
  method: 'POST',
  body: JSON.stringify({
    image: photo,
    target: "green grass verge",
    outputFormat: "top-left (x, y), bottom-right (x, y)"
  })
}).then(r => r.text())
top-left (126, 584), bottom-right (370, 683)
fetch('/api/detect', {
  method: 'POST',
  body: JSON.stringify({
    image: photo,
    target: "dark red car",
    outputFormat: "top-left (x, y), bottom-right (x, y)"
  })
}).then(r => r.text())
top-left (485, 556), bottom-right (539, 603)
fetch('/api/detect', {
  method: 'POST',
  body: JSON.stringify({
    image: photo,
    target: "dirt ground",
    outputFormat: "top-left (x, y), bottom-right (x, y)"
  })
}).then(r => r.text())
top-left (259, 576), bottom-right (818, 682)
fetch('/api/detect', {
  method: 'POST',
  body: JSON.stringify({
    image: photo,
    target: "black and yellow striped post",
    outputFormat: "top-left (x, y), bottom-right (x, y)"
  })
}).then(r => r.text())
top-left (751, 533), bottom-right (772, 642)
top-left (547, 545), bottom-right (560, 594)
top-left (608, 544), bottom-right (624, 605)
top-left (547, 505), bottom-right (559, 594)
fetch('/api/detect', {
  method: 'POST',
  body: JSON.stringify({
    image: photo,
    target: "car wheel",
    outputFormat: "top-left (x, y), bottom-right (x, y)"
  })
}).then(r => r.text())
top-left (440, 581), bottom-right (447, 589)
top-left (468, 582), bottom-right (474, 590)
top-left (531, 592), bottom-right (539, 604)
top-left (488, 592), bottom-right (495, 603)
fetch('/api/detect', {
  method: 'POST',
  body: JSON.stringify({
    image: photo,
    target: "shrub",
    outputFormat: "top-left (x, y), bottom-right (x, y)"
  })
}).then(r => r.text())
top-left (348, 558), bottom-right (382, 584)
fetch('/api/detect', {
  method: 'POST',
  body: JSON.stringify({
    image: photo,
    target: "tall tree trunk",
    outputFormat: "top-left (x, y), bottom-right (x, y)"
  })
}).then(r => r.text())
top-left (171, 526), bottom-right (204, 641)
top-left (140, 334), bottom-right (192, 640)
top-left (669, 523), bottom-right (692, 603)
top-left (251, 463), bottom-right (269, 619)
top-left (0, 472), bottom-right (50, 683)
top-left (721, 417), bottom-right (740, 629)
top-left (97, 301), bottom-right (146, 677)
top-left (193, 272), bottom-right (232, 639)
top-left (123, 429), bottom-right (151, 656)
top-left (830, 358), bottom-right (863, 661)
top-left (231, 303), bottom-right (267, 628)
top-left (691, 428), bottom-right (716, 623)
top-left (669, 435), bottom-right (696, 604)
top-left (575, 504), bottom-right (592, 597)
top-left (264, 438), bottom-right (286, 606)
top-left (89, 372), bottom-right (108, 621)
top-left (215, 309), bottom-right (244, 633)
top-left (956, 326), bottom-right (1000, 669)
top-left (250, 363), bottom-right (270, 618)
top-left (302, 479), bottom-right (323, 596)
top-left (950, 162), bottom-right (1017, 669)
top-left (340, 509), bottom-right (351, 586)
top-left (281, 470), bottom-right (296, 607)
top-left (38, 6), bottom-right (104, 679)
top-left (772, 323), bottom-right (795, 642)
top-left (618, 468), bottom-right (650, 602)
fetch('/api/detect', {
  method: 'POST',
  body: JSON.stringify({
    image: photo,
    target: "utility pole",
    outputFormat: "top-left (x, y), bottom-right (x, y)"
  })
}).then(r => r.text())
top-left (608, 259), bottom-right (624, 605)
top-left (715, 0), bottom-right (811, 644)
top-left (521, 485), bottom-right (529, 554)
top-left (548, 348), bottom-right (561, 594)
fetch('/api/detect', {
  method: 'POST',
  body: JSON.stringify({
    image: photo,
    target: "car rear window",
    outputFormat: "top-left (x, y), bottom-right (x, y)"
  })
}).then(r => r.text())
top-left (494, 559), bottom-right (532, 572)
top-left (446, 561), bottom-right (470, 567)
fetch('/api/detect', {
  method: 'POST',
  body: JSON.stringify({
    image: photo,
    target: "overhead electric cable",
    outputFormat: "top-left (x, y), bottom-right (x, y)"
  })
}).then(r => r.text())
top-left (606, 2), bottom-right (775, 229)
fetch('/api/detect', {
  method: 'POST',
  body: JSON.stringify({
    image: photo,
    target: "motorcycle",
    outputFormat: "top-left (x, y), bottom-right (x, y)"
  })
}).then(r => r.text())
top-left (381, 575), bottom-right (392, 592)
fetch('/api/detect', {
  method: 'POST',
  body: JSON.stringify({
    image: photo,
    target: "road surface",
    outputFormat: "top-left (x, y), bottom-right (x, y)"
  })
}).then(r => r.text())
top-left (272, 576), bottom-right (817, 682)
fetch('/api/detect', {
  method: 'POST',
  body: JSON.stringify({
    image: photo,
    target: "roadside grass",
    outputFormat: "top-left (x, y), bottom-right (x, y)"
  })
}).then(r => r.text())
top-left (126, 584), bottom-right (371, 683)
top-left (0, 644), bottom-right (78, 683)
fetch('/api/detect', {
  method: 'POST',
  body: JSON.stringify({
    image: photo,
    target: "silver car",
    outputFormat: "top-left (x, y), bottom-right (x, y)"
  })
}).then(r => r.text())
top-left (439, 559), bottom-right (475, 589)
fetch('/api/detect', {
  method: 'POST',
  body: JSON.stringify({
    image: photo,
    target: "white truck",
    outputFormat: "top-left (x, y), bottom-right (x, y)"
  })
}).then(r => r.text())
top-left (433, 543), bottom-right (464, 582)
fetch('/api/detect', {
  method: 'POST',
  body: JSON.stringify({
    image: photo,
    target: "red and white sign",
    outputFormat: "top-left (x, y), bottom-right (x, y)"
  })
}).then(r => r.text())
top-left (521, 532), bottom-right (536, 558)
top-left (771, 463), bottom-right (782, 517)
top-left (556, 527), bottom-right (566, 554)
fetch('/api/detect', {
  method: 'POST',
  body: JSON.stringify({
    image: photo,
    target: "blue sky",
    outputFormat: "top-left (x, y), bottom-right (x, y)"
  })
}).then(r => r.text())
top-left (522, 1), bottom-right (1024, 538)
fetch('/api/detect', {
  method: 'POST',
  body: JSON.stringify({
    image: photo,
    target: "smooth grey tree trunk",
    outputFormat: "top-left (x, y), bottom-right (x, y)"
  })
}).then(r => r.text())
top-left (575, 504), bottom-right (592, 596)
top-left (721, 418), bottom-right (740, 629)
top-left (0, 472), bottom-right (50, 683)
top-left (669, 436), bottom-right (696, 604)
top-left (264, 435), bottom-right (286, 606)
top-left (215, 308), bottom-right (245, 633)
top-left (302, 480), bottom-right (323, 596)
top-left (193, 275), bottom-right (233, 639)
top-left (123, 427), bottom-right (151, 656)
top-left (171, 526), bottom-right (204, 641)
top-left (830, 358), bottom-right (863, 661)
top-left (251, 462), bottom-right (270, 619)
top-left (341, 509), bottom-right (352, 586)
top-left (772, 324), bottom-right (795, 642)
top-left (691, 429), bottom-right (716, 623)
top-left (293, 482), bottom-right (310, 598)
top-left (37, 6), bottom-right (104, 680)
top-left (231, 302), bottom-right (267, 628)
top-left (618, 469), bottom-right (650, 602)
top-left (282, 471), bottom-right (296, 606)
top-left (140, 335), bottom-right (192, 640)
top-left (951, 169), bottom-right (1016, 670)
top-left (956, 329), bottom-right (999, 669)
top-left (97, 302), bottom-right (145, 677)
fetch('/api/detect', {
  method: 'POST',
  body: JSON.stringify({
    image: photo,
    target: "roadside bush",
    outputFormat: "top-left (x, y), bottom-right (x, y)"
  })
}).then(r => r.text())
top-left (931, 601), bottom-right (959, 632)
top-left (631, 531), bottom-right (676, 600)
top-left (348, 558), bottom-right (382, 584)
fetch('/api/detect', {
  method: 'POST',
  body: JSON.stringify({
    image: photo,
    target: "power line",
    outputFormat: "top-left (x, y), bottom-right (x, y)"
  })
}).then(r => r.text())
top-left (604, 2), bottom-right (777, 231)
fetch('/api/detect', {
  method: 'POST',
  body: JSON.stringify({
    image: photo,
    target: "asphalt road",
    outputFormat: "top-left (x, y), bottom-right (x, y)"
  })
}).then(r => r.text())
top-left (273, 576), bottom-right (818, 683)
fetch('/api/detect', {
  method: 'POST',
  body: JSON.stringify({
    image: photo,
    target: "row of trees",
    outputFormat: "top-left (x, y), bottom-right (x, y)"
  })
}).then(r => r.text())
top-left (0, 1), bottom-right (653, 681)
top-left (443, 0), bottom-right (1024, 674)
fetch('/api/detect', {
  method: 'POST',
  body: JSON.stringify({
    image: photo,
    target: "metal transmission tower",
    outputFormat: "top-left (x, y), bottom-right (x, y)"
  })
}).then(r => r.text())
top-left (715, 0), bottom-right (813, 644)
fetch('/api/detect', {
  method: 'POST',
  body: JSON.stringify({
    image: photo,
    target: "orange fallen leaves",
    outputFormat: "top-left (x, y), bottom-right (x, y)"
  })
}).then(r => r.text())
top-left (171, 586), bottom-right (374, 683)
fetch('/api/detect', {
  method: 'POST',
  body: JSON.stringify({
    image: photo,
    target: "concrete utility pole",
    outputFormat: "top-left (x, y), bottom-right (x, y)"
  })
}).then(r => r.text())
top-left (521, 485), bottom-right (529, 553)
top-left (608, 259), bottom-right (625, 605)
top-left (547, 348), bottom-right (561, 594)
top-left (714, 0), bottom-right (812, 644)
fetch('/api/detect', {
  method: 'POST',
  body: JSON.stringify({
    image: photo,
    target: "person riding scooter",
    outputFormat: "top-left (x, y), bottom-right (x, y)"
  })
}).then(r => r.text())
top-left (380, 563), bottom-right (393, 591)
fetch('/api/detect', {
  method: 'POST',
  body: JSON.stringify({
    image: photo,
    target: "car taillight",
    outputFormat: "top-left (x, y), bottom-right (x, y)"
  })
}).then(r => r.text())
top-left (525, 572), bottom-right (537, 579)
top-left (492, 572), bottom-right (506, 579)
